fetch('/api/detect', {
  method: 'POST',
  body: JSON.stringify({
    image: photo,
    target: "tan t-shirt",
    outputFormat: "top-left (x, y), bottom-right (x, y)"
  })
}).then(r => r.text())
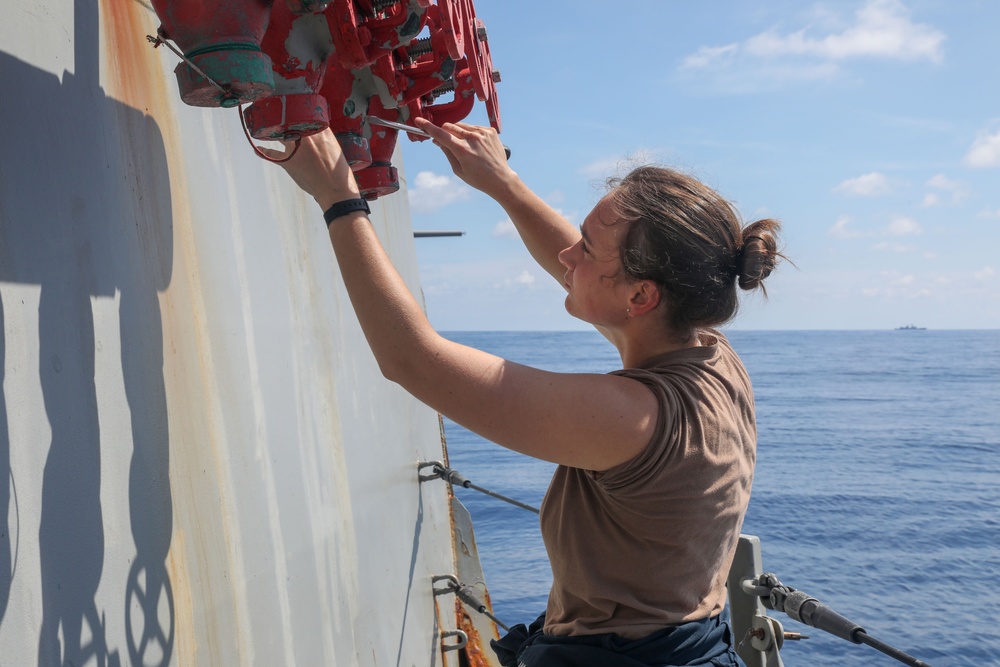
top-left (540, 330), bottom-right (756, 640)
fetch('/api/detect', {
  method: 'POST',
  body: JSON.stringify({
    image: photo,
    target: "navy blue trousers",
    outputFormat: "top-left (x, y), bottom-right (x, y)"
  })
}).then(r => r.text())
top-left (490, 612), bottom-right (741, 667)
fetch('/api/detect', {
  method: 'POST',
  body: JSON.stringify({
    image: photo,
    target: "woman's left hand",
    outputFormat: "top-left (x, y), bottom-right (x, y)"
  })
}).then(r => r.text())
top-left (260, 130), bottom-right (360, 210)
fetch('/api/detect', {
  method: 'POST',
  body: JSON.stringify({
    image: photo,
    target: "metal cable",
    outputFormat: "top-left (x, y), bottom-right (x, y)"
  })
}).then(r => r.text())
top-left (146, 33), bottom-right (229, 97)
top-left (456, 585), bottom-right (511, 632)
top-left (754, 573), bottom-right (936, 667)
top-left (420, 462), bottom-right (539, 514)
top-left (434, 574), bottom-right (512, 632)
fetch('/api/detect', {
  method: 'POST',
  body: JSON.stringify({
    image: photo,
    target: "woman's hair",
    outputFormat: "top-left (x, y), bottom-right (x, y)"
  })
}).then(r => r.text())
top-left (607, 165), bottom-right (783, 337)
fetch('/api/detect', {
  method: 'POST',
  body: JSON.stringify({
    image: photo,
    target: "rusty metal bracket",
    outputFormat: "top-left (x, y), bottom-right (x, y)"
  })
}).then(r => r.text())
top-left (432, 573), bottom-right (460, 596)
top-left (441, 629), bottom-right (468, 652)
top-left (418, 460), bottom-right (447, 483)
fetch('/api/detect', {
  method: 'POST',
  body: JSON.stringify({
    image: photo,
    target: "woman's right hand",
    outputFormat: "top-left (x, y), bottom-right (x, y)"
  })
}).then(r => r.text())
top-left (413, 119), bottom-right (518, 198)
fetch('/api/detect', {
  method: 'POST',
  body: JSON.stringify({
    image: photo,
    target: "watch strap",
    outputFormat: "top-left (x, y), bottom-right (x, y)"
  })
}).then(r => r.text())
top-left (323, 197), bottom-right (370, 225)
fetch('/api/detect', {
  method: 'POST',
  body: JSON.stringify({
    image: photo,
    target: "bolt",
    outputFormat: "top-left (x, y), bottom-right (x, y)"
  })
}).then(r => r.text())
top-left (431, 80), bottom-right (456, 99)
top-left (408, 36), bottom-right (433, 59)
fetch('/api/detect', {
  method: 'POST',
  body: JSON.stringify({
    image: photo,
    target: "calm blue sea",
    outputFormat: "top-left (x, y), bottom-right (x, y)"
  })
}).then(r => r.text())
top-left (439, 330), bottom-right (1000, 667)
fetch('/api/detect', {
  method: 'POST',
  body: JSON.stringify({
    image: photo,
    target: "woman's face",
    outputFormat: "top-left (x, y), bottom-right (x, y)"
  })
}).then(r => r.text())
top-left (557, 196), bottom-right (634, 325)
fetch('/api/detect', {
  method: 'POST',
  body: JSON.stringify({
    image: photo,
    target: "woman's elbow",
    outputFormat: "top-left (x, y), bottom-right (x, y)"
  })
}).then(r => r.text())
top-left (375, 354), bottom-right (407, 385)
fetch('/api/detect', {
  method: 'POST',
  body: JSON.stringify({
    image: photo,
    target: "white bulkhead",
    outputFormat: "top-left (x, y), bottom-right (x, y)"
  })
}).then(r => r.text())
top-left (0, 1), bottom-right (477, 664)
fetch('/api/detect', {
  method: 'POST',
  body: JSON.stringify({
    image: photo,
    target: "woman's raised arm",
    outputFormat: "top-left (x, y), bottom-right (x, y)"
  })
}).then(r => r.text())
top-left (266, 130), bottom-right (655, 471)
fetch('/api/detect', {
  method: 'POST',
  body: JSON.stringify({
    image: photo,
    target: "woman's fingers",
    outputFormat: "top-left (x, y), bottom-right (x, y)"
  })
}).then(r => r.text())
top-left (259, 130), bottom-right (360, 208)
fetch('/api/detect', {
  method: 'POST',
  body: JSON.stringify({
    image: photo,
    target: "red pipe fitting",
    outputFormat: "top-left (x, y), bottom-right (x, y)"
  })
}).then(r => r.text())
top-left (327, 0), bottom-right (426, 70)
top-left (150, 0), bottom-right (275, 107)
top-left (355, 97), bottom-right (400, 200)
top-left (407, 64), bottom-right (476, 128)
top-left (320, 63), bottom-right (372, 171)
top-left (244, 5), bottom-right (333, 140)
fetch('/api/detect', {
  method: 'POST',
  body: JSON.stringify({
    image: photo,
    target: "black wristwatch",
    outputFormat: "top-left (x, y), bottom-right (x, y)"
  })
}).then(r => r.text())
top-left (323, 198), bottom-right (370, 226)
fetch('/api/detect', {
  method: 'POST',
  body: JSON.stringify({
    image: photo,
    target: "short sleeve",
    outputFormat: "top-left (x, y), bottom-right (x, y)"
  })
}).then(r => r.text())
top-left (593, 368), bottom-right (682, 492)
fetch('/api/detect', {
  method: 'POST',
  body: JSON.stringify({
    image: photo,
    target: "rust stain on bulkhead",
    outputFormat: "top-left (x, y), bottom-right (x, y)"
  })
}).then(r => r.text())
top-left (456, 597), bottom-right (491, 667)
top-left (98, 0), bottom-right (249, 662)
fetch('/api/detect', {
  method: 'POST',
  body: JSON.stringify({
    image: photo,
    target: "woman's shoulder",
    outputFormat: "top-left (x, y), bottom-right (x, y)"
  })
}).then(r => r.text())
top-left (611, 328), bottom-right (749, 396)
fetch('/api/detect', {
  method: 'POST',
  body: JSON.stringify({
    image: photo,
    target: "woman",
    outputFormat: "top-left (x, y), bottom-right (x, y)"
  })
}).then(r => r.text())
top-left (265, 120), bottom-right (782, 666)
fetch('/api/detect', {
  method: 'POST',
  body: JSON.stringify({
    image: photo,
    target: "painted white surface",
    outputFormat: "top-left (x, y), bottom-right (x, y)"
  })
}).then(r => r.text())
top-left (0, 1), bottom-right (459, 664)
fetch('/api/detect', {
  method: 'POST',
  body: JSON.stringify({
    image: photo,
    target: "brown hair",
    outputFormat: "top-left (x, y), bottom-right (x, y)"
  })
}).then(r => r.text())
top-left (607, 166), bottom-right (783, 337)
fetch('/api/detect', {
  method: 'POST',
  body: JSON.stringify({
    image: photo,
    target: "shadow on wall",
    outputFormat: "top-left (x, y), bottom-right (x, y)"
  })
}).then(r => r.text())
top-left (0, 298), bottom-right (8, 626)
top-left (0, 1), bottom-right (176, 665)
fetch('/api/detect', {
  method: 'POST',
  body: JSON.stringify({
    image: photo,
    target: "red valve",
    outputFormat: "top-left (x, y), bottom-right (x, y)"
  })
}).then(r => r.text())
top-left (394, 2), bottom-right (462, 105)
top-left (407, 64), bottom-right (476, 129)
top-left (327, 0), bottom-right (427, 70)
top-left (462, 4), bottom-right (500, 131)
top-left (355, 97), bottom-right (401, 200)
top-left (320, 63), bottom-right (373, 171)
top-left (149, 0), bottom-right (275, 107)
top-left (150, 0), bottom-right (502, 198)
top-left (436, 0), bottom-right (467, 61)
top-left (244, 5), bottom-right (333, 141)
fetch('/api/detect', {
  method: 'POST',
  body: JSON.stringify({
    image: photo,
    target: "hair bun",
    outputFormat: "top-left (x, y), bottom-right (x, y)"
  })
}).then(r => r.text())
top-left (737, 219), bottom-right (782, 292)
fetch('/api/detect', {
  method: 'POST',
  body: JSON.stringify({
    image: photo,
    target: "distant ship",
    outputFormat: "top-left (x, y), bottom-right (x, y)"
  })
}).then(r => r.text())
top-left (896, 324), bottom-right (928, 330)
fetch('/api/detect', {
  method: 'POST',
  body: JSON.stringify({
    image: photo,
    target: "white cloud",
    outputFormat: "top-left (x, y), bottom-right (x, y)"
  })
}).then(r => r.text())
top-left (580, 157), bottom-right (623, 179)
top-left (830, 213), bottom-right (921, 245)
top-left (977, 208), bottom-right (1000, 219)
top-left (545, 190), bottom-right (567, 204)
top-left (872, 242), bottom-right (916, 253)
top-left (681, 44), bottom-right (739, 70)
top-left (407, 171), bottom-right (471, 213)
top-left (494, 269), bottom-right (539, 290)
top-left (921, 173), bottom-right (970, 206)
top-left (891, 274), bottom-right (916, 286)
top-left (742, 0), bottom-right (944, 62)
top-left (887, 216), bottom-right (922, 236)
top-left (834, 172), bottom-right (891, 197)
top-left (679, 0), bottom-right (945, 88)
top-left (974, 267), bottom-right (995, 281)
top-left (964, 128), bottom-right (1000, 168)
top-left (859, 270), bottom-right (932, 299)
top-left (579, 149), bottom-right (660, 179)
top-left (828, 215), bottom-right (865, 238)
top-left (493, 218), bottom-right (518, 239)
top-left (514, 271), bottom-right (536, 286)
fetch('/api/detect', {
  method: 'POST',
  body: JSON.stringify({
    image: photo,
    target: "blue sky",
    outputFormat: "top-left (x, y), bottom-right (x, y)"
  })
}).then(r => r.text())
top-left (397, 0), bottom-right (1000, 331)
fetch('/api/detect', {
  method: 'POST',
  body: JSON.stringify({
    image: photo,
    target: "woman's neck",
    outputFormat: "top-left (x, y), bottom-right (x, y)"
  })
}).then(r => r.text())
top-left (616, 326), bottom-right (702, 369)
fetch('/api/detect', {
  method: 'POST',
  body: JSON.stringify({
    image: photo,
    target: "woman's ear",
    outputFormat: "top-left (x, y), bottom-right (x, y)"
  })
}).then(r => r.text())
top-left (627, 280), bottom-right (661, 316)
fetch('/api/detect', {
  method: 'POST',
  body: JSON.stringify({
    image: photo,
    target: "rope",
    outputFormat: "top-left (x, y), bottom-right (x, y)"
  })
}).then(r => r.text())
top-left (419, 462), bottom-right (539, 514)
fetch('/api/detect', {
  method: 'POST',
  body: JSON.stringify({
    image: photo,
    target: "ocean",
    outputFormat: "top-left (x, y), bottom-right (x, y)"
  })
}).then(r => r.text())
top-left (439, 330), bottom-right (1000, 667)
